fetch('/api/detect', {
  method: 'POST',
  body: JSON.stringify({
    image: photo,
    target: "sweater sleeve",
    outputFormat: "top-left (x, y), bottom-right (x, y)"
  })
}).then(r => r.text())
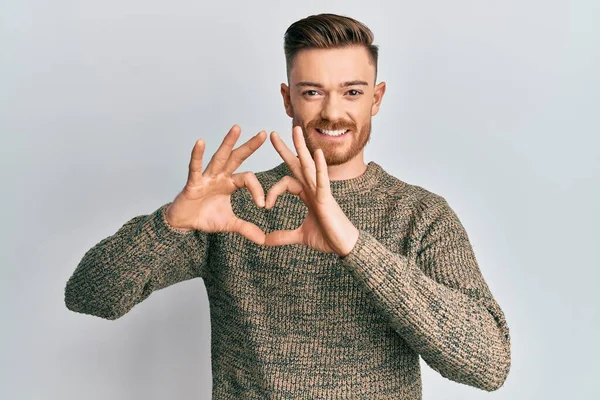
top-left (65, 202), bottom-right (209, 320)
top-left (338, 198), bottom-right (511, 392)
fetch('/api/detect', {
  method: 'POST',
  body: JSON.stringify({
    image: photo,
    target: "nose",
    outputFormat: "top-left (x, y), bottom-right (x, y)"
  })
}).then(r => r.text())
top-left (319, 94), bottom-right (344, 122)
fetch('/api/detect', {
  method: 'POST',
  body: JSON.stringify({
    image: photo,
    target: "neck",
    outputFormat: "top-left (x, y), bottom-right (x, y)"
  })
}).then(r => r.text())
top-left (275, 158), bottom-right (387, 197)
top-left (327, 154), bottom-right (367, 181)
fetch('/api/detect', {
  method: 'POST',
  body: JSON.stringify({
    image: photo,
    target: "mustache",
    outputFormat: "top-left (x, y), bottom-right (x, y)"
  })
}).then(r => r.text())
top-left (306, 120), bottom-right (356, 131)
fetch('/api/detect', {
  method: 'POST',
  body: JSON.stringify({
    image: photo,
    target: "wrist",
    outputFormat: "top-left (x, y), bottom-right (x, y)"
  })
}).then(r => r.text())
top-left (164, 204), bottom-right (192, 232)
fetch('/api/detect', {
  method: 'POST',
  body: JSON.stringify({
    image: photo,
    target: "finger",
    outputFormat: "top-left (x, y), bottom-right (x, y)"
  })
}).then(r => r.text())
top-left (292, 125), bottom-right (317, 191)
top-left (187, 138), bottom-right (205, 186)
top-left (223, 130), bottom-right (267, 175)
top-left (232, 171), bottom-right (265, 207)
top-left (269, 130), bottom-right (307, 186)
top-left (314, 148), bottom-right (331, 202)
top-left (263, 228), bottom-right (302, 247)
top-left (265, 175), bottom-right (306, 209)
top-left (230, 216), bottom-right (266, 245)
top-left (204, 125), bottom-right (241, 176)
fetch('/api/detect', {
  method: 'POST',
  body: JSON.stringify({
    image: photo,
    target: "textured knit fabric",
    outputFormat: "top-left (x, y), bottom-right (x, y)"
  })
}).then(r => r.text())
top-left (65, 160), bottom-right (511, 399)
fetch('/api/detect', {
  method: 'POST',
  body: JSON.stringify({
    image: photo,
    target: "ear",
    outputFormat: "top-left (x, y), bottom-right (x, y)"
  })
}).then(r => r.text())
top-left (371, 81), bottom-right (387, 116)
top-left (280, 83), bottom-right (294, 118)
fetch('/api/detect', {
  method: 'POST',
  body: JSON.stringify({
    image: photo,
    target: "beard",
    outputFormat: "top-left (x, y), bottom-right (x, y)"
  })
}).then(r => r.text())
top-left (291, 116), bottom-right (372, 166)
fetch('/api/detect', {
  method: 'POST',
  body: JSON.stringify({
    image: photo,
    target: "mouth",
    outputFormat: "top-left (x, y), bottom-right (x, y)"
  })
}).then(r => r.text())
top-left (314, 128), bottom-right (351, 138)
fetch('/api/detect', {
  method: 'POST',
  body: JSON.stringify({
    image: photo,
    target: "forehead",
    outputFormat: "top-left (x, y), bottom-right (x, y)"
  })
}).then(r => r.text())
top-left (290, 46), bottom-right (375, 86)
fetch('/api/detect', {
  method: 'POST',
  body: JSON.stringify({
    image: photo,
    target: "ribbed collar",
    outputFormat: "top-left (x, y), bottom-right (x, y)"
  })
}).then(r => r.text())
top-left (273, 160), bottom-right (387, 197)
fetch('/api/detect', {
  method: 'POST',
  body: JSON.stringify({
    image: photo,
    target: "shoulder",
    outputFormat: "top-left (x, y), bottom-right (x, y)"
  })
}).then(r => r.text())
top-left (374, 164), bottom-right (449, 216)
top-left (374, 170), bottom-right (471, 244)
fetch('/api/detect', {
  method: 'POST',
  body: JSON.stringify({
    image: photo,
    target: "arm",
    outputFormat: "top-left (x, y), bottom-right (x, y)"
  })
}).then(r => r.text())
top-left (338, 197), bottom-right (511, 392)
top-left (64, 202), bottom-right (209, 320)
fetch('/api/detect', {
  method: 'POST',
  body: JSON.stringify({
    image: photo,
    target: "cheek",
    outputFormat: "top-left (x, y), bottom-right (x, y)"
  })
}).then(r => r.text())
top-left (293, 104), bottom-right (320, 123)
top-left (356, 101), bottom-right (375, 119)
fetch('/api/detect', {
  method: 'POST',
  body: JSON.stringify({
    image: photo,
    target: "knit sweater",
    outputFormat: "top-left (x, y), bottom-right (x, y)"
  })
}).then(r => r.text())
top-left (64, 160), bottom-right (511, 399)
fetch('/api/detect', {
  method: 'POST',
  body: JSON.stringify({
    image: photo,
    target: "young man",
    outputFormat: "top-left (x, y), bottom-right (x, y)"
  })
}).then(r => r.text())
top-left (65, 13), bottom-right (511, 399)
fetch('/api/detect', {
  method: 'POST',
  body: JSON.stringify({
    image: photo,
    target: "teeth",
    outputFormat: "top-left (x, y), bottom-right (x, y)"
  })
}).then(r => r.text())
top-left (318, 129), bottom-right (349, 137)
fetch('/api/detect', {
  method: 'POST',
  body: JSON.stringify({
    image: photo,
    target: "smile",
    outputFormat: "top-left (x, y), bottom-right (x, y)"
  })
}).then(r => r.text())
top-left (315, 128), bottom-right (350, 137)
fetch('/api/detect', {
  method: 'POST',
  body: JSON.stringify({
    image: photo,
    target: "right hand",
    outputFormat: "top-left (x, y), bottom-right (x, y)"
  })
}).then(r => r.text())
top-left (165, 125), bottom-right (268, 245)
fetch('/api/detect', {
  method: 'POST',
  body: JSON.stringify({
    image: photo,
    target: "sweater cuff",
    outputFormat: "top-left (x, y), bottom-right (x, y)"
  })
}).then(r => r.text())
top-left (338, 228), bottom-right (410, 289)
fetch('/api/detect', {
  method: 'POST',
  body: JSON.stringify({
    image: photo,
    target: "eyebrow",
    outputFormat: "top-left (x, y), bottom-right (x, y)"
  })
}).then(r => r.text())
top-left (295, 80), bottom-right (369, 88)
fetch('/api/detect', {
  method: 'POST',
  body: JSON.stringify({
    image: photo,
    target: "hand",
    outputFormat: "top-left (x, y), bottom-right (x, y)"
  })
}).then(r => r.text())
top-left (262, 126), bottom-right (360, 256)
top-left (165, 125), bottom-right (268, 245)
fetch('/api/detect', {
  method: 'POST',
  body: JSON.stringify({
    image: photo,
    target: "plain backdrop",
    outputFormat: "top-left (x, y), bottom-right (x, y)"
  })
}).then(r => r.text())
top-left (1, 0), bottom-right (598, 399)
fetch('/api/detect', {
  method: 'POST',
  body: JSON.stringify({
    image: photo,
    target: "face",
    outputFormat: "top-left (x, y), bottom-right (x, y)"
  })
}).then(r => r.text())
top-left (281, 45), bottom-right (386, 166)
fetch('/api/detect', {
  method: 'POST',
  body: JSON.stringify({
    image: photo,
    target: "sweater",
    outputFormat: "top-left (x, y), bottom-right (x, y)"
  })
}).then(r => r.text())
top-left (64, 160), bottom-right (511, 399)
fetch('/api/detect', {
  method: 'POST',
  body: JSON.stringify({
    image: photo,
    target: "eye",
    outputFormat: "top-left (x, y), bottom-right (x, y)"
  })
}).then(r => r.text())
top-left (302, 90), bottom-right (320, 97)
top-left (346, 89), bottom-right (362, 96)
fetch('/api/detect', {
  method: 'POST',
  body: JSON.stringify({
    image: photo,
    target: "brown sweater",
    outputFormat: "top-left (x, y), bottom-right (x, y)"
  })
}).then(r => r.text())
top-left (64, 160), bottom-right (511, 399)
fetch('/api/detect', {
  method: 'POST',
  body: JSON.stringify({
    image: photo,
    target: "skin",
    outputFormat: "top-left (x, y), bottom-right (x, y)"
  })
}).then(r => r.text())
top-left (166, 45), bottom-right (388, 254)
top-left (262, 45), bottom-right (387, 255)
top-left (279, 45), bottom-right (386, 181)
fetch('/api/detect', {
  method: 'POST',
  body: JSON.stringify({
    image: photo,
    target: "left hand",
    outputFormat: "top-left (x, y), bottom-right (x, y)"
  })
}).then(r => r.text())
top-left (263, 126), bottom-right (360, 257)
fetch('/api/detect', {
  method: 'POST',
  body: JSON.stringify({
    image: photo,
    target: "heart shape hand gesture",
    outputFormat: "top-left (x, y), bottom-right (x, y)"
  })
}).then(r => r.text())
top-left (165, 125), bottom-right (359, 257)
top-left (262, 126), bottom-right (359, 256)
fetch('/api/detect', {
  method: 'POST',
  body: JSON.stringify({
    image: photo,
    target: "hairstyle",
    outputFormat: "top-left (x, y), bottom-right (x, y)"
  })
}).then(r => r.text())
top-left (283, 13), bottom-right (379, 83)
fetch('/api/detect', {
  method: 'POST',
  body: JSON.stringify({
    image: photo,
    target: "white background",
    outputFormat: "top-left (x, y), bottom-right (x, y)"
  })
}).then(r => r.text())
top-left (1, 0), bottom-right (598, 398)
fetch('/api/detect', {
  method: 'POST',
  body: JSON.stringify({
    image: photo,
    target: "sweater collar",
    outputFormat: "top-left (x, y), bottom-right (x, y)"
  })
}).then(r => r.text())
top-left (273, 160), bottom-right (387, 196)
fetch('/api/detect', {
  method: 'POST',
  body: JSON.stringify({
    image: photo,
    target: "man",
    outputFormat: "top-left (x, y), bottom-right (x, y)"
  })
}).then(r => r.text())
top-left (65, 13), bottom-right (511, 399)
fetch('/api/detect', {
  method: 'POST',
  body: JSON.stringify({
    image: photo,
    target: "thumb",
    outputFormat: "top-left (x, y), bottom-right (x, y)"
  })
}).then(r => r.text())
top-left (263, 229), bottom-right (302, 247)
top-left (231, 217), bottom-right (266, 245)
